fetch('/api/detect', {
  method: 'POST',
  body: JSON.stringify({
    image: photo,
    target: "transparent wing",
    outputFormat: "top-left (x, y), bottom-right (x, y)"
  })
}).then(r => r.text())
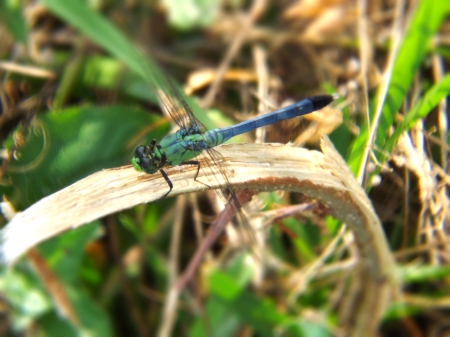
top-left (199, 146), bottom-right (258, 247)
top-left (142, 56), bottom-right (256, 245)
top-left (137, 51), bottom-right (206, 133)
top-left (155, 78), bottom-right (207, 134)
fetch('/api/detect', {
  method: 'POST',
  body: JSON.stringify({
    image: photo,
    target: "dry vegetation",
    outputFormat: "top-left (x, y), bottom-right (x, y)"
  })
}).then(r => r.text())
top-left (0, 1), bottom-right (449, 337)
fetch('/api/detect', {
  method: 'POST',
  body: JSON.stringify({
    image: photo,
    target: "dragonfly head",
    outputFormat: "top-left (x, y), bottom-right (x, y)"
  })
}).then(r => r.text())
top-left (132, 145), bottom-right (158, 174)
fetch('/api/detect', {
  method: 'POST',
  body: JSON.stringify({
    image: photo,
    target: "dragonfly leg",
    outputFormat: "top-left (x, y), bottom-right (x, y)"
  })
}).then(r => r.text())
top-left (158, 161), bottom-right (209, 200)
top-left (180, 161), bottom-right (211, 188)
top-left (159, 169), bottom-right (173, 199)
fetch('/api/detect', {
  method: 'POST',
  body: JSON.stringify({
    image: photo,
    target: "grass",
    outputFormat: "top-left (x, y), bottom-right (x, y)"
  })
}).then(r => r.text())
top-left (0, 1), bottom-right (449, 336)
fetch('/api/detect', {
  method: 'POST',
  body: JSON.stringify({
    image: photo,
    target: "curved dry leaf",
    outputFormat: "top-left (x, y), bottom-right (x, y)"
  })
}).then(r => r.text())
top-left (0, 136), bottom-right (399, 335)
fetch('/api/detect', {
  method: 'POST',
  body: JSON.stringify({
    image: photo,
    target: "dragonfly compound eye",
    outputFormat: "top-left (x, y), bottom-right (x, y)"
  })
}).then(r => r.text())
top-left (139, 157), bottom-right (158, 174)
top-left (135, 145), bottom-right (146, 157)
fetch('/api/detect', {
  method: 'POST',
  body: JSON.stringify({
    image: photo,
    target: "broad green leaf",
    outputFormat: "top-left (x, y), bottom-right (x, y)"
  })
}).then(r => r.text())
top-left (38, 287), bottom-right (113, 337)
top-left (67, 287), bottom-right (113, 337)
top-left (38, 222), bottom-right (101, 284)
top-left (0, 267), bottom-right (51, 331)
top-left (189, 254), bottom-right (290, 336)
top-left (208, 270), bottom-right (289, 335)
top-left (38, 311), bottom-right (78, 337)
top-left (188, 297), bottom-right (240, 337)
top-left (1, 105), bottom-right (168, 209)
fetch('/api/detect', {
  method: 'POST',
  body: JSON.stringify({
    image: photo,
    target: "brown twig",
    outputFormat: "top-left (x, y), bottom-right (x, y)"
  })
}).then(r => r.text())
top-left (200, 0), bottom-right (267, 109)
top-left (175, 189), bottom-right (255, 291)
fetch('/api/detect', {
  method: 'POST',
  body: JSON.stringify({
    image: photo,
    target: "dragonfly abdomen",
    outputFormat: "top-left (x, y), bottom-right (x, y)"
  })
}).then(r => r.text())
top-left (203, 95), bottom-right (334, 148)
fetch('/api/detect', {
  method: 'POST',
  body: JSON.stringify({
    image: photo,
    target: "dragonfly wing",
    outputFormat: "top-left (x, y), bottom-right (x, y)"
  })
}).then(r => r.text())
top-left (146, 64), bottom-right (255, 244)
top-left (156, 80), bottom-right (208, 134)
top-left (200, 147), bottom-right (258, 247)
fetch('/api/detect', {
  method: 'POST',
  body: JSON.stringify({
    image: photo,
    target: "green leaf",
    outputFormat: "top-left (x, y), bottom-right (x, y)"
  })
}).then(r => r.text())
top-left (79, 56), bottom-right (124, 91)
top-left (347, 0), bottom-right (449, 173)
top-left (377, 0), bottom-right (449, 151)
top-left (0, 267), bottom-right (51, 331)
top-left (384, 74), bottom-right (450, 153)
top-left (38, 222), bottom-right (101, 284)
top-left (283, 217), bottom-right (319, 263)
top-left (68, 287), bottom-right (113, 337)
top-left (0, 0), bottom-right (27, 44)
top-left (327, 88), bottom-right (352, 159)
top-left (188, 297), bottom-right (240, 337)
top-left (52, 54), bottom-right (85, 110)
top-left (400, 264), bottom-right (450, 283)
top-left (161, 0), bottom-right (219, 30)
top-left (209, 269), bottom-right (243, 300)
top-left (188, 254), bottom-right (291, 336)
top-left (208, 269), bottom-right (289, 335)
top-left (38, 286), bottom-right (113, 337)
top-left (1, 105), bottom-right (168, 209)
top-left (38, 311), bottom-right (78, 337)
top-left (41, 0), bottom-right (146, 80)
top-left (41, 0), bottom-right (217, 130)
top-left (289, 321), bottom-right (330, 337)
top-left (383, 302), bottom-right (422, 321)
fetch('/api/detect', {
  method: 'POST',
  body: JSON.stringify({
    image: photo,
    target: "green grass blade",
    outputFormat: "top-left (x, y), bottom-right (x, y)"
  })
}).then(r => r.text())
top-left (347, 0), bottom-right (449, 174)
top-left (41, 0), bottom-right (216, 130)
top-left (41, 0), bottom-right (147, 80)
top-left (384, 74), bottom-right (450, 153)
top-left (0, 0), bottom-right (27, 43)
top-left (377, 0), bottom-right (449, 149)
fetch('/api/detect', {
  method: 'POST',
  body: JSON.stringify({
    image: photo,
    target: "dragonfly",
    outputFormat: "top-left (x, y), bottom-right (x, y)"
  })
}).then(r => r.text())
top-left (131, 79), bottom-right (335, 252)
top-left (131, 90), bottom-right (335, 200)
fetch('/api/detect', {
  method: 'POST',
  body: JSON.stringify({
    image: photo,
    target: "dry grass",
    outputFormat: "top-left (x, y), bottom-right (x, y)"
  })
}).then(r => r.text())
top-left (0, 1), bottom-right (449, 336)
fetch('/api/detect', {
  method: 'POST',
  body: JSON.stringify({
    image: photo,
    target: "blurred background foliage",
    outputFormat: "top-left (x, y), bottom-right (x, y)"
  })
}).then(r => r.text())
top-left (0, 0), bottom-right (449, 336)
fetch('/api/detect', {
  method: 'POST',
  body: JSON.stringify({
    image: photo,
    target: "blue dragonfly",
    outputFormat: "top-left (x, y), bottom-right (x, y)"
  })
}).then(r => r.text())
top-left (131, 76), bottom-right (335, 246)
top-left (132, 89), bottom-right (334, 198)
